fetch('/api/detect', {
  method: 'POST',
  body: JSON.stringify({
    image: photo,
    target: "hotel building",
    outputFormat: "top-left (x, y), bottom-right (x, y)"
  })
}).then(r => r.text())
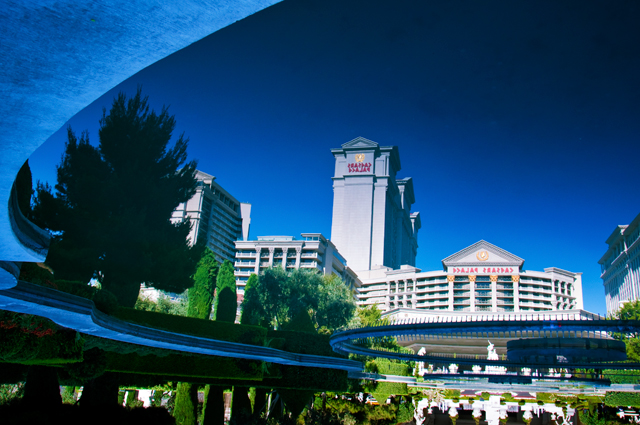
top-left (172, 170), bottom-right (251, 263)
top-left (600, 211), bottom-right (640, 314)
top-left (330, 137), bottom-right (421, 272)
top-left (233, 233), bottom-right (361, 295)
top-left (357, 240), bottom-right (584, 314)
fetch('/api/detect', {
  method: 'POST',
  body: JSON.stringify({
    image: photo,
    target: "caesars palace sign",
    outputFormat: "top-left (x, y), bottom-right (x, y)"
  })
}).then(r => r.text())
top-left (348, 153), bottom-right (372, 173)
top-left (449, 266), bottom-right (517, 275)
top-left (447, 250), bottom-right (517, 274)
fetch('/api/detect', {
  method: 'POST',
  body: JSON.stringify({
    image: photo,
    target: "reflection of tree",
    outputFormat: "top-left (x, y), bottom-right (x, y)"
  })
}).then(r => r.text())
top-left (31, 89), bottom-right (201, 307)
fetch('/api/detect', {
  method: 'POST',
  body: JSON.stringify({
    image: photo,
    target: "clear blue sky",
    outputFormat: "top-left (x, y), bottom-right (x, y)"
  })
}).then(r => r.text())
top-left (29, 0), bottom-right (640, 315)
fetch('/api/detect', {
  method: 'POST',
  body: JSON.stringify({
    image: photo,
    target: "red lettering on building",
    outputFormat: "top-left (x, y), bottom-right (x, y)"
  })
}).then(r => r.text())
top-left (347, 162), bottom-right (372, 173)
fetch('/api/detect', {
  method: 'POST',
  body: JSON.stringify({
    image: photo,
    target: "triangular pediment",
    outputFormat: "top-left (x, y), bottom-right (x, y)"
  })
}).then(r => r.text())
top-left (342, 136), bottom-right (379, 149)
top-left (442, 240), bottom-right (524, 270)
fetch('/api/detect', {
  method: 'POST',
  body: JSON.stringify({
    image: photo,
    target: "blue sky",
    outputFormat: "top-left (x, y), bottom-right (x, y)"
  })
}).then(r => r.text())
top-left (29, 0), bottom-right (640, 315)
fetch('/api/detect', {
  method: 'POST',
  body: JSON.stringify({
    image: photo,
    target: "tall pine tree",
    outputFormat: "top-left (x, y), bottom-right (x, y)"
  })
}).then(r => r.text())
top-left (32, 89), bottom-right (201, 307)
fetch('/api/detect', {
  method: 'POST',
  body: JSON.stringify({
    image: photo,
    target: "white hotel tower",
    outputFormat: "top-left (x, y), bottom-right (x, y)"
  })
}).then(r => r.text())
top-left (330, 137), bottom-right (421, 272)
top-left (328, 137), bottom-right (586, 319)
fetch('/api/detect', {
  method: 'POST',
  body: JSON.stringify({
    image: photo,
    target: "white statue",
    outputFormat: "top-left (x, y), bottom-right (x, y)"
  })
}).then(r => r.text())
top-left (487, 340), bottom-right (499, 360)
top-left (485, 340), bottom-right (506, 374)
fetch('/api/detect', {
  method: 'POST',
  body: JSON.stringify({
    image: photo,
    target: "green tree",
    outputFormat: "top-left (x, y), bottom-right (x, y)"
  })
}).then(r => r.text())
top-left (239, 268), bottom-right (355, 330)
top-left (31, 89), bottom-right (201, 307)
top-left (315, 274), bottom-right (356, 331)
top-left (188, 248), bottom-right (219, 320)
top-left (240, 274), bottom-right (261, 326)
top-left (610, 300), bottom-right (640, 361)
top-left (173, 382), bottom-right (198, 425)
top-left (213, 260), bottom-right (237, 322)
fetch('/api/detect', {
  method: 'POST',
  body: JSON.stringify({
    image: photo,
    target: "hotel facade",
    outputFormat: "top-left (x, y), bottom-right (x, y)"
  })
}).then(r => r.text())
top-left (600, 211), bottom-right (640, 314)
top-left (357, 240), bottom-right (584, 314)
top-left (172, 170), bottom-right (251, 263)
top-left (233, 233), bottom-right (361, 295)
top-left (325, 137), bottom-right (585, 317)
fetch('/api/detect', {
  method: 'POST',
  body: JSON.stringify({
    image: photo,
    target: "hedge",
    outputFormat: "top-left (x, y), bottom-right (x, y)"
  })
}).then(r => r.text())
top-left (605, 392), bottom-right (640, 408)
top-left (18, 264), bottom-right (118, 314)
top-left (371, 382), bottom-right (409, 404)
top-left (205, 365), bottom-right (349, 392)
top-left (266, 329), bottom-right (339, 358)
top-left (104, 351), bottom-right (263, 381)
top-left (603, 370), bottom-right (640, 384)
top-left (0, 311), bottom-right (84, 365)
top-left (0, 362), bottom-right (29, 384)
top-left (113, 307), bottom-right (266, 346)
top-left (367, 359), bottom-right (410, 376)
top-left (278, 389), bottom-right (315, 418)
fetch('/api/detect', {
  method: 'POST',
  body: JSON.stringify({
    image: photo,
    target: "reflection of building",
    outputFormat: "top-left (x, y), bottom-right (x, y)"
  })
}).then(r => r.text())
top-left (600, 212), bottom-right (640, 314)
top-left (358, 240), bottom-right (584, 313)
top-left (233, 233), bottom-right (361, 295)
top-left (330, 137), bottom-right (420, 272)
top-left (172, 170), bottom-right (251, 263)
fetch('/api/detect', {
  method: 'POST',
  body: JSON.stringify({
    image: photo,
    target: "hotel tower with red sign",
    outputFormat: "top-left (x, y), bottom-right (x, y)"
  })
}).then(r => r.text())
top-left (330, 137), bottom-right (421, 272)
top-left (329, 137), bottom-right (586, 320)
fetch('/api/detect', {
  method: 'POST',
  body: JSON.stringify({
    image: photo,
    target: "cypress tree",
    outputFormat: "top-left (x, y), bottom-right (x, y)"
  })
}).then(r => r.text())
top-left (202, 385), bottom-right (225, 425)
top-left (240, 274), bottom-right (262, 326)
top-left (187, 247), bottom-right (218, 320)
top-left (173, 382), bottom-right (198, 425)
top-left (175, 249), bottom-right (218, 422)
top-left (213, 260), bottom-right (237, 322)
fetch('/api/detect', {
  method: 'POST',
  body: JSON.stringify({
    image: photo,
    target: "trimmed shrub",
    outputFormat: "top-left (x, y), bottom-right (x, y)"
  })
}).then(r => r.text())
top-left (605, 391), bottom-right (640, 408)
top-left (368, 359), bottom-right (410, 376)
top-left (63, 348), bottom-right (107, 382)
top-left (174, 382), bottom-right (198, 425)
top-left (105, 351), bottom-right (263, 381)
top-left (0, 311), bottom-right (83, 365)
top-left (372, 382), bottom-right (409, 404)
top-left (187, 248), bottom-right (218, 320)
top-left (603, 370), bottom-right (640, 384)
top-left (213, 260), bottom-right (236, 323)
top-left (93, 289), bottom-right (119, 315)
top-left (113, 307), bottom-right (266, 346)
top-left (278, 388), bottom-right (314, 418)
top-left (266, 329), bottom-right (340, 358)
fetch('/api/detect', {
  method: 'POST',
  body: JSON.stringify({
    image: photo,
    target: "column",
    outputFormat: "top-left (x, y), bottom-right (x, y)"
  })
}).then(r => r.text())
top-left (401, 280), bottom-right (407, 308)
top-left (385, 280), bottom-right (391, 310)
top-left (490, 275), bottom-right (498, 311)
top-left (254, 248), bottom-right (261, 274)
top-left (411, 278), bottom-right (417, 308)
top-left (512, 275), bottom-right (520, 312)
top-left (447, 275), bottom-right (455, 311)
top-left (268, 247), bottom-right (275, 267)
top-left (281, 247), bottom-right (288, 268)
top-left (294, 246), bottom-right (302, 269)
top-left (468, 275), bottom-right (476, 312)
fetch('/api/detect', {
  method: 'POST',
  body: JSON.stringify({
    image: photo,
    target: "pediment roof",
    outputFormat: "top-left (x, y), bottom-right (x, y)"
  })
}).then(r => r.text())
top-left (442, 240), bottom-right (524, 270)
top-left (341, 136), bottom-right (379, 149)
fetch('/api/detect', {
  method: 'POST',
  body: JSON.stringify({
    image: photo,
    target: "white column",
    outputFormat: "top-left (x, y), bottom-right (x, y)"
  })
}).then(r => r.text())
top-left (268, 247), bottom-right (275, 267)
top-left (254, 248), bottom-right (261, 274)
top-left (512, 275), bottom-right (520, 312)
top-left (469, 275), bottom-right (476, 312)
top-left (447, 275), bottom-right (455, 311)
top-left (281, 247), bottom-right (288, 268)
top-left (294, 246), bottom-right (302, 269)
top-left (490, 275), bottom-right (498, 311)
